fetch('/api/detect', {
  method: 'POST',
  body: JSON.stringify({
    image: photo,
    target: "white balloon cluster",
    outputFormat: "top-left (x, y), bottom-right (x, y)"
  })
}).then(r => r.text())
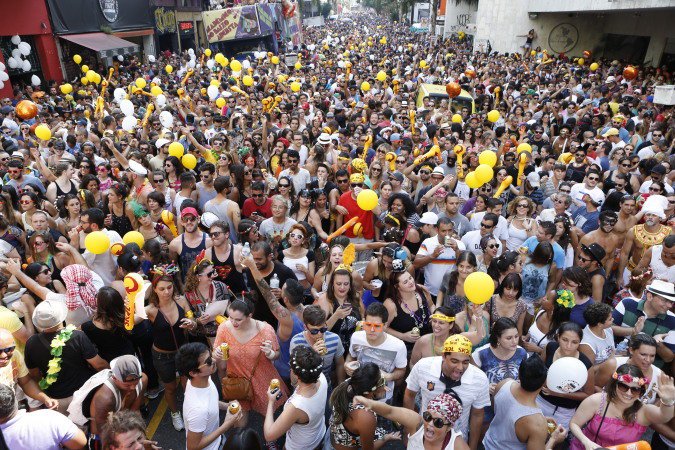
top-left (148, 55), bottom-right (156, 63)
top-left (0, 62), bottom-right (7, 89)
top-left (6, 35), bottom-right (33, 75)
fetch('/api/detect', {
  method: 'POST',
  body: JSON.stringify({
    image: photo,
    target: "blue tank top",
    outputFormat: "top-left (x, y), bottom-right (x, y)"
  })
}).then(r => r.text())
top-left (274, 314), bottom-right (304, 379)
top-left (179, 232), bottom-right (207, 281)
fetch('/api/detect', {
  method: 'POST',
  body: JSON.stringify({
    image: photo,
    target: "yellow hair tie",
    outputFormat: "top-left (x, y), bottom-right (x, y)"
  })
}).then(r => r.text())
top-left (385, 214), bottom-right (401, 227)
top-left (430, 313), bottom-right (455, 323)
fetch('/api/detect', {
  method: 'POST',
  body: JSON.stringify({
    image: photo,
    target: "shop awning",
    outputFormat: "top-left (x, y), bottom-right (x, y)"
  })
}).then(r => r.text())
top-left (60, 33), bottom-right (139, 58)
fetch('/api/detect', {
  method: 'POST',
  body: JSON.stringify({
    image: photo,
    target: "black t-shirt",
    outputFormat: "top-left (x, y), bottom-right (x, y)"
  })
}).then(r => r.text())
top-left (245, 261), bottom-right (298, 330)
top-left (25, 330), bottom-right (98, 399)
top-left (81, 321), bottom-right (136, 363)
top-left (539, 341), bottom-right (592, 409)
top-left (309, 180), bottom-right (338, 199)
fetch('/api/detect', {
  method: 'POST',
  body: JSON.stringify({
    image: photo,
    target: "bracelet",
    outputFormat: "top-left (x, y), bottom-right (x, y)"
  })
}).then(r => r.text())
top-left (661, 399), bottom-right (675, 407)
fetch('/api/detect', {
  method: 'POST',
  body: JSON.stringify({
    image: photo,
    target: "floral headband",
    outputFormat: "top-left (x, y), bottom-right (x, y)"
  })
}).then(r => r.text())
top-left (612, 372), bottom-right (649, 387)
top-left (290, 355), bottom-right (323, 375)
top-left (427, 393), bottom-right (462, 426)
top-left (430, 313), bottom-right (455, 323)
top-left (151, 264), bottom-right (179, 284)
top-left (556, 289), bottom-right (576, 309)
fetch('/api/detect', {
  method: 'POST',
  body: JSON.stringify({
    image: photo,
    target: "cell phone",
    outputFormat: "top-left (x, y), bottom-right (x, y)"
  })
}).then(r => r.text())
top-left (341, 303), bottom-right (351, 309)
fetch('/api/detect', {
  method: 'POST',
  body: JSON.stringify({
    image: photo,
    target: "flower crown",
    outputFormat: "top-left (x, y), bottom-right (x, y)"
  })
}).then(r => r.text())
top-left (290, 356), bottom-right (323, 375)
top-left (556, 289), bottom-right (576, 309)
top-left (151, 264), bottom-right (179, 278)
top-left (612, 372), bottom-right (649, 387)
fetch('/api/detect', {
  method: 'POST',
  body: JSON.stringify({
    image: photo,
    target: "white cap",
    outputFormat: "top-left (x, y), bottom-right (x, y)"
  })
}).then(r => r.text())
top-left (526, 171), bottom-right (540, 187)
top-left (155, 138), bottom-right (170, 148)
top-left (419, 211), bottom-right (439, 225)
top-left (582, 189), bottom-right (605, 206)
top-left (128, 160), bottom-right (148, 176)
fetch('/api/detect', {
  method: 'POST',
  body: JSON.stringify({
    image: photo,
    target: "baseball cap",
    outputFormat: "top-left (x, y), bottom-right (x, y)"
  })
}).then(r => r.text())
top-left (601, 128), bottom-right (619, 138)
top-left (391, 171), bottom-right (404, 182)
top-left (419, 211), bottom-right (439, 225)
top-left (32, 300), bottom-right (68, 330)
top-left (651, 165), bottom-right (666, 175)
top-left (111, 355), bottom-right (143, 381)
top-left (181, 207), bottom-right (199, 218)
top-left (155, 138), bottom-right (170, 148)
top-left (580, 243), bottom-right (606, 266)
top-left (526, 171), bottom-right (540, 187)
top-left (390, 133), bottom-right (402, 142)
top-left (605, 76), bottom-right (616, 83)
top-left (583, 190), bottom-right (605, 206)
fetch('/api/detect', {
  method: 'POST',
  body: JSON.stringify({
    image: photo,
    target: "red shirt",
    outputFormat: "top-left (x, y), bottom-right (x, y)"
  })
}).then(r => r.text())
top-left (339, 191), bottom-right (375, 239)
top-left (242, 197), bottom-right (272, 219)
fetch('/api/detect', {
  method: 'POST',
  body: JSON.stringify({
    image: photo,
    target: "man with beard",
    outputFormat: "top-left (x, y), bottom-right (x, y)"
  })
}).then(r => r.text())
top-left (637, 234), bottom-right (675, 282)
top-left (70, 208), bottom-right (123, 285)
top-left (169, 206), bottom-right (212, 282)
top-left (617, 195), bottom-right (671, 288)
top-left (579, 211), bottom-right (620, 274)
top-left (404, 335), bottom-right (490, 450)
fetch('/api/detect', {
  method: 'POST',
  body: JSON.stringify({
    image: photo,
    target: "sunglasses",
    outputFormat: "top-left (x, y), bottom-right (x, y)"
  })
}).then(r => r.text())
top-left (649, 187), bottom-right (662, 192)
top-left (289, 232), bottom-right (305, 240)
top-left (516, 203), bottom-right (529, 208)
top-left (420, 171), bottom-right (430, 175)
top-left (616, 382), bottom-right (642, 395)
top-left (422, 411), bottom-right (451, 428)
top-left (337, 179), bottom-right (349, 184)
top-left (351, 183), bottom-right (363, 188)
top-left (487, 243), bottom-right (499, 249)
top-left (587, 176), bottom-right (599, 181)
top-left (154, 178), bottom-right (165, 183)
top-left (201, 269), bottom-right (216, 277)
top-left (20, 200), bottom-right (32, 205)
top-left (210, 231), bottom-right (225, 238)
top-left (577, 255), bottom-right (592, 263)
top-left (308, 326), bottom-right (328, 335)
top-left (252, 193), bottom-right (265, 198)
top-left (183, 216), bottom-right (198, 223)
top-left (396, 159), bottom-right (406, 164)
top-left (620, 163), bottom-right (631, 168)
top-left (288, 159), bottom-right (299, 163)
top-left (278, 183), bottom-right (290, 188)
top-left (361, 321), bottom-right (384, 332)
top-left (481, 222), bottom-right (495, 228)
top-left (371, 168), bottom-right (382, 173)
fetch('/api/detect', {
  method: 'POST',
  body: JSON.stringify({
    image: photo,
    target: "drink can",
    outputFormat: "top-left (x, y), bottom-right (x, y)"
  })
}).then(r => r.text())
top-left (411, 327), bottom-right (420, 337)
top-left (220, 343), bottom-right (229, 360)
top-left (444, 235), bottom-right (452, 247)
top-left (228, 401), bottom-right (240, 415)
top-left (185, 310), bottom-right (194, 319)
top-left (269, 379), bottom-right (280, 391)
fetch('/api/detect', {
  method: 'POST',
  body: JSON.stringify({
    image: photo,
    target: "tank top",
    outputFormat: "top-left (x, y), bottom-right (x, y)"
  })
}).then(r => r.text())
top-left (174, 192), bottom-right (190, 215)
top-left (483, 380), bottom-right (544, 450)
top-left (407, 424), bottom-right (462, 450)
top-left (285, 374), bottom-right (328, 450)
top-left (151, 301), bottom-right (187, 351)
top-left (204, 199), bottom-right (238, 244)
top-left (274, 314), bottom-right (304, 380)
top-left (211, 244), bottom-right (247, 293)
top-left (106, 201), bottom-right (134, 237)
top-left (389, 288), bottom-right (432, 352)
top-left (179, 232), bottom-right (208, 281)
top-left (282, 251), bottom-right (311, 281)
top-left (55, 179), bottom-right (77, 198)
top-left (197, 185), bottom-right (217, 211)
top-left (651, 245), bottom-right (675, 281)
top-left (506, 221), bottom-right (528, 251)
top-left (526, 310), bottom-right (549, 350)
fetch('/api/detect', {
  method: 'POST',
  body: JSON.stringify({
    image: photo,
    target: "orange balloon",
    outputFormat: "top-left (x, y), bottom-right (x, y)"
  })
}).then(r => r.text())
top-left (465, 69), bottom-right (476, 79)
top-left (623, 66), bottom-right (638, 81)
top-left (445, 82), bottom-right (461, 98)
top-left (15, 100), bottom-right (38, 120)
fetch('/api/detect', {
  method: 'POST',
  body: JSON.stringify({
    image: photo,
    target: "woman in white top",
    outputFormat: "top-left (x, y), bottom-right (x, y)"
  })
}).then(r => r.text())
top-left (579, 302), bottom-right (615, 365)
top-left (264, 345), bottom-right (327, 450)
top-left (281, 224), bottom-right (315, 291)
top-left (505, 196), bottom-right (537, 251)
top-left (354, 392), bottom-right (468, 450)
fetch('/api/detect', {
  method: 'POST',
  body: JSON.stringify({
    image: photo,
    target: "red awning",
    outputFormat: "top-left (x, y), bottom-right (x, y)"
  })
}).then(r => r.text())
top-left (60, 33), bottom-right (139, 58)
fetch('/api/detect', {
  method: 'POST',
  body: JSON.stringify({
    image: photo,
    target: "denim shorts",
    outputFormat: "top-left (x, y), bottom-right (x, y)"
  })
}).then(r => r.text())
top-left (151, 348), bottom-right (178, 383)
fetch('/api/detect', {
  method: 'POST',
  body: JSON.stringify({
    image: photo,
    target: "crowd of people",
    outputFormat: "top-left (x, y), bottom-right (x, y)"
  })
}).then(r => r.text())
top-left (0, 11), bottom-right (673, 450)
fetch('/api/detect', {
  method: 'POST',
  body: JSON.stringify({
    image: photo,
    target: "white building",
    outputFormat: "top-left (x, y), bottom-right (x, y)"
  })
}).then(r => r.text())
top-left (471, 0), bottom-right (675, 67)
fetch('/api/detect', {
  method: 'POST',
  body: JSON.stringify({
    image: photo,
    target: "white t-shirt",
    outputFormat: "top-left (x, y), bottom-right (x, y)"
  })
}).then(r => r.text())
top-left (183, 378), bottom-right (221, 450)
top-left (1, 409), bottom-right (81, 450)
top-left (349, 331), bottom-right (407, 401)
top-left (279, 168), bottom-right (312, 193)
top-left (470, 212), bottom-right (509, 244)
top-left (569, 184), bottom-right (604, 207)
top-left (406, 356), bottom-right (490, 437)
top-left (461, 230), bottom-right (503, 257)
top-left (580, 326), bottom-right (615, 365)
top-left (417, 236), bottom-right (466, 296)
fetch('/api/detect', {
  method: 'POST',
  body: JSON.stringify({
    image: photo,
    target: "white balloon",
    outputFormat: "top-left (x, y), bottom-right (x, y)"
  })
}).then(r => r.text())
top-left (207, 85), bottom-right (219, 101)
top-left (11, 49), bottom-right (21, 59)
top-left (0, 62), bottom-right (5, 71)
top-left (0, 72), bottom-right (8, 82)
top-left (148, 55), bottom-right (156, 63)
top-left (188, 48), bottom-right (195, 55)
top-left (31, 75), bottom-right (40, 86)
top-left (10, 36), bottom-right (20, 45)
top-left (18, 42), bottom-right (31, 56)
top-left (120, 99), bottom-right (134, 117)
top-left (546, 357), bottom-right (588, 394)
top-left (117, 55), bottom-right (124, 62)
top-left (187, 60), bottom-right (196, 69)
top-left (159, 111), bottom-right (173, 128)
top-left (206, 59), bottom-right (215, 70)
top-left (113, 88), bottom-right (126, 102)
top-left (6, 58), bottom-right (17, 69)
top-left (0, 81), bottom-right (4, 90)
top-left (21, 60), bottom-right (31, 72)
top-left (156, 94), bottom-right (167, 107)
top-left (242, 60), bottom-right (250, 70)
top-left (121, 116), bottom-right (137, 131)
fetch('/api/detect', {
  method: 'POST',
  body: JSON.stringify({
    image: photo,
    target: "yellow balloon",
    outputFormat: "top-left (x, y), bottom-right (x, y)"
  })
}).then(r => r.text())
top-left (376, 71), bottom-right (387, 82)
top-left (356, 189), bottom-right (378, 211)
top-left (84, 231), bottom-right (110, 255)
top-left (34, 124), bottom-right (52, 141)
top-left (517, 143), bottom-right (532, 154)
top-left (93, 73), bottom-right (101, 85)
top-left (290, 81), bottom-right (301, 92)
top-left (86, 70), bottom-right (96, 82)
top-left (136, 78), bottom-right (147, 89)
top-left (530, 50), bottom-right (536, 56)
top-left (475, 164), bottom-right (494, 184)
top-left (464, 272), bottom-right (495, 304)
top-left (215, 53), bottom-right (226, 66)
top-left (420, 60), bottom-right (427, 68)
top-left (478, 150), bottom-right (497, 168)
top-left (242, 75), bottom-right (254, 87)
top-left (451, 114), bottom-right (462, 123)
top-left (465, 172), bottom-right (482, 189)
top-left (204, 48), bottom-right (212, 57)
top-left (590, 62), bottom-right (599, 71)
top-left (361, 81), bottom-right (371, 92)
top-left (122, 231), bottom-right (145, 248)
top-left (229, 60), bottom-right (242, 72)
top-left (294, 62), bottom-right (302, 70)
top-left (165, 65), bottom-right (173, 74)
top-left (210, 79), bottom-right (220, 86)
top-left (216, 97), bottom-right (225, 108)
top-left (271, 55), bottom-right (280, 65)
top-left (168, 142), bottom-right (185, 158)
top-left (181, 153), bottom-right (197, 170)
top-left (151, 85), bottom-right (163, 96)
top-left (73, 54), bottom-right (82, 65)
top-left (81, 65), bottom-right (89, 73)
top-left (578, 58), bottom-right (585, 66)
top-left (379, 37), bottom-right (387, 44)
top-left (81, 77), bottom-right (88, 86)
top-left (487, 110), bottom-right (501, 123)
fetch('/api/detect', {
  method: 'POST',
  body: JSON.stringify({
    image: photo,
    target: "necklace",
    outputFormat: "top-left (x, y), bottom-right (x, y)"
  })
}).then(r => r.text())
top-left (400, 291), bottom-right (427, 329)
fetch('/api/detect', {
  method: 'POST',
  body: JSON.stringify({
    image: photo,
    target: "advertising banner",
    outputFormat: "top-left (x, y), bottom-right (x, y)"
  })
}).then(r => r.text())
top-left (256, 4), bottom-right (275, 36)
top-left (153, 7), bottom-right (176, 35)
top-left (203, 8), bottom-right (241, 43)
top-left (235, 5), bottom-right (260, 39)
top-left (47, 0), bottom-right (153, 34)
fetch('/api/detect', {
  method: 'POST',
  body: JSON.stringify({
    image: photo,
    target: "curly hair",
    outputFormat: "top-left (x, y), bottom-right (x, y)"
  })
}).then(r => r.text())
top-left (184, 259), bottom-right (214, 294)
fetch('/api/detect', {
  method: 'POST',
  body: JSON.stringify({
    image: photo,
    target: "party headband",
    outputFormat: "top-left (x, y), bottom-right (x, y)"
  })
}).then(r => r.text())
top-left (421, 165), bottom-right (433, 172)
top-left (334, 263), bottom-right (353, 273)
top-left (430, 313), bottom-right (455, 323)
top-left (443, 335), bottom-right (472, 355)
top-left (151, 264), bottom-right (179, 283)
top-left (385, 214), bottom-right (401, 227)
top-left (612, 372), bottom-right (649, 387)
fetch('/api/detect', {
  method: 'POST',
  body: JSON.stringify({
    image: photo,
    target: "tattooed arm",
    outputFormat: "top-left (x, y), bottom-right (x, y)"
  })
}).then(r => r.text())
top-left (241, 256), bottom-right (295, 341)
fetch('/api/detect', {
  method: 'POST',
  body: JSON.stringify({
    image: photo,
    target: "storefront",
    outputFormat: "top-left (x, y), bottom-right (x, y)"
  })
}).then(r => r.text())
top-left (46, 0), bottom-right (154, 78)
top-left (153, 5), bottom-right (178, 53)
top-left (0, 0), bottom-right (62, 98)
top-left (175, 9), bottom-right (205, 53)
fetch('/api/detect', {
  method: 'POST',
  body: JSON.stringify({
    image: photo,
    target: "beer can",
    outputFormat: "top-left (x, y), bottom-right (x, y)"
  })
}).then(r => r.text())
top-left (228, 401), bottom-right (240, 415)
top-left (411, 327), bottom-right (420, 337)
top-left (185, 310), bottom-right (194, 319)
top-left (269, 379), bottom-right (280, 391)
top-left (220, 343), bottom-right (229, 360)
top-left (546, 418), bottom-right (557, 434)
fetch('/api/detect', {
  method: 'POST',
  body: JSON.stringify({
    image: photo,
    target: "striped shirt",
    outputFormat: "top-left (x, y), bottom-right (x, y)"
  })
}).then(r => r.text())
top-left (418, 236), bottom-right (466, 296)
top-left (290, 330), bottom-right (344, 379)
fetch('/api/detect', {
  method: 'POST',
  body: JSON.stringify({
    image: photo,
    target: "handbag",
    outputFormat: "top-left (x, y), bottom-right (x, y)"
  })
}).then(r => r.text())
top-left (221, 350), bottom-right (263, 401)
